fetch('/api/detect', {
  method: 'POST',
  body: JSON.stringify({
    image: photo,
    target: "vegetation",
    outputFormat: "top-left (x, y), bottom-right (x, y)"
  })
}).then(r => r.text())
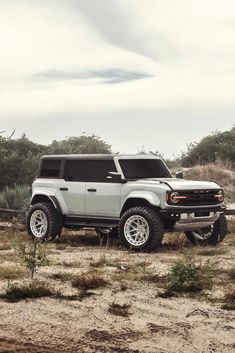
top-left (0, 134), bottom-right (111, 190)
top-left (14, 238), bottom-right (49, 279)
top-left (0, 265), bottom-right (27, 280)
top-left (181, 126), bottom-right (235, 167)
top-left (0, 184), bottom-right (31, 210)
top-left (71, 271), bottom-right (108, 290)
top-left (108, 302), bottom-right (131, 317)
top-left (166, 252), bottom-right (212, 293)
top-left (1, 281), bottom-right (53, 302)
top-left (222, 289), bottom-right (235, 310)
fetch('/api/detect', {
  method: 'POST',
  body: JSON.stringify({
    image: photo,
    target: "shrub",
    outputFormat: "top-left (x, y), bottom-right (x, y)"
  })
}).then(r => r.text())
top-left (2, 281), bottom-right (53, 302)
top-left (71, 272), bottom-right (108, 290)
top-left (0, 184), bottom-right (31, 210)
top-left (166, 253), bottom-right (212, 293)
top-left (14, 237), bottom-right (49, 279)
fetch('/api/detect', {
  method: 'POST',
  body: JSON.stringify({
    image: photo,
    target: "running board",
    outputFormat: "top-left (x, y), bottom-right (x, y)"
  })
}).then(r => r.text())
top-left (64, 216), bottom-right (119, 229)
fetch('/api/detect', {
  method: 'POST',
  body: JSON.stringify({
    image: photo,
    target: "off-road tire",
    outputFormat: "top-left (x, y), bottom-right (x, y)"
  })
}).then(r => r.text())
top-left (27, 202), bottom-right (63, 242)
top-left (185, 213), bottom-right (227, 246)
top-left (118, 207), bottom-right (164, 251)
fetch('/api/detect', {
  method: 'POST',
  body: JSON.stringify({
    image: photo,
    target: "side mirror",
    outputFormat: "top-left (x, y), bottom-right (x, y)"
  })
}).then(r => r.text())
top-left (176, 171), bottom-right (184, 179)
top-left (107, 172), bottom-right (122, 182)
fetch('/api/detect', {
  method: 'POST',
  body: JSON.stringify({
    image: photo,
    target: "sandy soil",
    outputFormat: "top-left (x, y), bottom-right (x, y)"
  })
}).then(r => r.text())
top-left (0, 230), bottom-right (234, 353)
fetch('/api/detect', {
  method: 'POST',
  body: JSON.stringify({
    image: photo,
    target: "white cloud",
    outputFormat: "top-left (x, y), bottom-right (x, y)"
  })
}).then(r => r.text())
top-left (0, 0), bottom-right (234, 154)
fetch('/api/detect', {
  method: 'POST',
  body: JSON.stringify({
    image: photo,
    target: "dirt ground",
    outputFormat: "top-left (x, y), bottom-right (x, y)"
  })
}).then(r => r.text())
top-left (0, 228), bottom-right (234, 353)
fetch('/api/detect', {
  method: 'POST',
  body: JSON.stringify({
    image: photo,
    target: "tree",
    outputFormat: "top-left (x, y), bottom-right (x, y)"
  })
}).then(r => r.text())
top-left (47, 134), bottom-right (111, 154)
top-left (0, 134), bottom-right (112, 189)
top-left (181, 127), bottom-right (235, 167)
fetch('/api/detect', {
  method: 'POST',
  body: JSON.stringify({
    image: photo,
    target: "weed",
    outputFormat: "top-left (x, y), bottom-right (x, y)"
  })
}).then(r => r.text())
top-left (222, 289), bottom-right (235, 310)
top-left (14, 237), bottom-right (49, 279)
top-left (71, 272), bottom-right (108, 290)
top-left (55, 290), bottom-right (94, 301)
top-left (108, 302), bottom-right (131, 317)
top-left (1, 281), bottom-right (53, 302)
top-left (166, 252), bottom-right (212, 293)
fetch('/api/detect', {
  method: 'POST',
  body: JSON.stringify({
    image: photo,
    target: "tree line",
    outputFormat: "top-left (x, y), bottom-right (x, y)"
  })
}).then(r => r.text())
top-left (0, 127), bottom-right (234, 190)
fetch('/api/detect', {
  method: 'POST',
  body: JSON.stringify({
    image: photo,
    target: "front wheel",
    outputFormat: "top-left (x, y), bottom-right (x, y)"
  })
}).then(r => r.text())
top-left (118, 207), bottom-right (164, 251)
top-left (185, 213), bottom-right (227, 246)
top-left (27, 202), bottom-right (62, 242)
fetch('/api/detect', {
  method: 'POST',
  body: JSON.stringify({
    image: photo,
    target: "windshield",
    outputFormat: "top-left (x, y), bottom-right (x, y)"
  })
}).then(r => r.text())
top-left (119, 159), bottom-right (172, 179)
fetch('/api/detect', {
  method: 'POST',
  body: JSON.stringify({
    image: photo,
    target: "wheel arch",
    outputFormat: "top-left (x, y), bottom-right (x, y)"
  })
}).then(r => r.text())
top-left (120, 196), bottom-right (160, 216)
top-left (30, 194), bottom-right (62, 214)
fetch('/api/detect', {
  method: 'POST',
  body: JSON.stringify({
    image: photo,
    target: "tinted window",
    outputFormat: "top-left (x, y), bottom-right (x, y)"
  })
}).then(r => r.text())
top-left (119, 159), bottom-right (172, 179)
top-left (40, 159), bottom-right (61, 177)
top-left (64, 159), bottom-right (117, 182)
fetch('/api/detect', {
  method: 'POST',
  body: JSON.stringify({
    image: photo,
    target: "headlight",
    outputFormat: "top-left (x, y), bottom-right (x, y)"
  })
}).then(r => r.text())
top-left (215, 190), bottom-right (224, 203)
top-left (170, 192), bottom-right (180, 204)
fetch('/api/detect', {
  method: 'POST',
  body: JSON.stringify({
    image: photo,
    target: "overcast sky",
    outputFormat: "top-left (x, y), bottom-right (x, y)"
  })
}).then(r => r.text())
top-left (0, 0), bottom-right (234, 157)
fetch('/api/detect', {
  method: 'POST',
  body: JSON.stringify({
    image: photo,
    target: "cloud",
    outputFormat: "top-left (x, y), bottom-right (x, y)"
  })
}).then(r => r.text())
top-left (64, 0), bottom-right (162, 61)
top-left (32, 68), bottom-right (153, 84)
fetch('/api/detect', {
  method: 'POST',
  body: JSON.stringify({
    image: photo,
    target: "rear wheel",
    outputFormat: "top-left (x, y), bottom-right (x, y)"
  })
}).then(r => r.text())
top-left (27, 202), bottom-right (62, 242)
top-left (185, 213), bottom-right (227, 245)
top-left (118, 207), bottom-right (164, 251)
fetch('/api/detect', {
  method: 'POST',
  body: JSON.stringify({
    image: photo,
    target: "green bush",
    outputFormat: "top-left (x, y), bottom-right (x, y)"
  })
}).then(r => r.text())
top-left (0, 184), bottom-right (31, 210)
top-left (166, 253), bottom-right (212, 293)
top-left (181, 127), bottom-right (235, 167)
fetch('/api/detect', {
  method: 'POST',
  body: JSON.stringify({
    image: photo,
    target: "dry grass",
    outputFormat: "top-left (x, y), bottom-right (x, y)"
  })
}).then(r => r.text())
top-left (50, 272), bottom-right (77, 282)
top-left (71, 271), bottom-right (109, 290)
top-left (108, 302), bottom-right (131, 317)
top-left (183, 163), bottom-right (235, 203)
top-left (0, 265), bottom-right (27, 280)
top-left (1, 281), bottom-right (54, 302)
top-left (56, 260), bottom-right (81, 268)
top-left (196, 247), bottom-right (228, 256)
top-left (222, 289), bottom-right (235, 310)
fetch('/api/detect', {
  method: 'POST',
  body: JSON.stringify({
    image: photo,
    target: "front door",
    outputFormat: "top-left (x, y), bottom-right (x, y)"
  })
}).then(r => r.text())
top-left (85, 159), bottom-right (121, 218)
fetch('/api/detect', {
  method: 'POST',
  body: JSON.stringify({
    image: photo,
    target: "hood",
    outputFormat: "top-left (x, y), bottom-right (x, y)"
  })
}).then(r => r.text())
top-left (146, 178), bottom-right (221, 191)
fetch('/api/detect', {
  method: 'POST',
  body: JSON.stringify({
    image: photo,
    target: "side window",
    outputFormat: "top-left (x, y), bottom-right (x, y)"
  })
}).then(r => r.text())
top-left (63, 159), bottom-right (117, 182)
top-left (64, 160), bottom-right (88, 181)
top-left (40, 159), bottom-right (61, 178)
top-left (87, 160), bottom-right (117, 182)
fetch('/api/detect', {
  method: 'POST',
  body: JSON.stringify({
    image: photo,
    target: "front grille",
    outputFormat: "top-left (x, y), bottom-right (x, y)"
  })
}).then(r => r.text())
top-left (167, 190), bottom-right (222, 206)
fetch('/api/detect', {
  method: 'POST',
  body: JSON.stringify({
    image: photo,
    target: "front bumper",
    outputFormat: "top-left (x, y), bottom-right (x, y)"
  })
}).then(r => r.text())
top-left (159, 206), bottom-right (224, 231)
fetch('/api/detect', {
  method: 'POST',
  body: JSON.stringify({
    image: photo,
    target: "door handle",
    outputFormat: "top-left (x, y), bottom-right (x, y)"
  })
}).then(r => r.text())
top-left (87, 188), bottom-right (97, 192)
top-left (60, 187), bottom-right (68, 191)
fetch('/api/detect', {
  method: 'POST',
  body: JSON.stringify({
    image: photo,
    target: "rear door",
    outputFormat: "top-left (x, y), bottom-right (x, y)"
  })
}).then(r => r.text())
top-left (58, 159), bottom-right (87, 215)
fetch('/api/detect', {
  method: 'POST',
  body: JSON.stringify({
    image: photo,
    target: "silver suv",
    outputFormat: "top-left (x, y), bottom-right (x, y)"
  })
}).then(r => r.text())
top-left (27, 154), bottom-right (227, 251)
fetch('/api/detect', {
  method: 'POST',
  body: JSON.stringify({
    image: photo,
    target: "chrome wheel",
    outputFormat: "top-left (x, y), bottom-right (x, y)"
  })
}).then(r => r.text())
top-left (124, 215), bottom-right (150, 246)
top-left (30, 210), bottom-right (48, 238)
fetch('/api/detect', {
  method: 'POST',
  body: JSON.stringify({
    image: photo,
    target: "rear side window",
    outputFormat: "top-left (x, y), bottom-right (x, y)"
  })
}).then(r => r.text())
top-left (64, 159), bottom-right (117, 182)
top-left (40, 159), bottom-right (61, 177)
